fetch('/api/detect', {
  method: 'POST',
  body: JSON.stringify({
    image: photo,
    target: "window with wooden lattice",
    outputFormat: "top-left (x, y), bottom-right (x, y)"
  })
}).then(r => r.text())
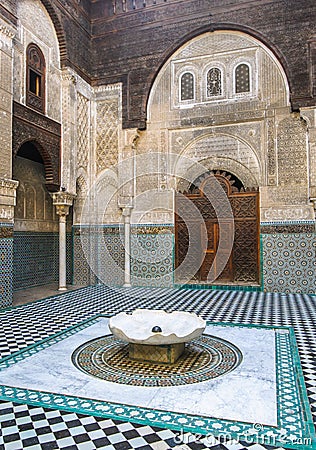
top-left (206, 67), bottom-right (222, 97)
top-left (26, 43), bottom-right (45, 113)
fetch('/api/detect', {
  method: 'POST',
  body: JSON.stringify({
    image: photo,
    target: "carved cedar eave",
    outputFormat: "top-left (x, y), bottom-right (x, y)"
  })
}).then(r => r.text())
top-left (12, 102), bottom-right (61, 192)
top-left (0, 4), bottom-right (17, 27)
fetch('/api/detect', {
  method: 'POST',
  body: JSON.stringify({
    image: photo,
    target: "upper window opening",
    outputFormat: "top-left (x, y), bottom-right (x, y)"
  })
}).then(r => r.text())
top-left (29, 70), bottom-right (41, 96)
top-left (26, 44), bottom-right (45, 113)
top-left (235, 63), bottom-right (250, 94)
top-left (180, 72), bottom-right (194, 101)
top-left (207, 68), bottom-right (222, 97)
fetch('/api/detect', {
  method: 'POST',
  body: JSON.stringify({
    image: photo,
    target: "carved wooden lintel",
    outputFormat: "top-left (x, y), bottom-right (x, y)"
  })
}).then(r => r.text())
top-left (13, 102), bottom-right (61, 191)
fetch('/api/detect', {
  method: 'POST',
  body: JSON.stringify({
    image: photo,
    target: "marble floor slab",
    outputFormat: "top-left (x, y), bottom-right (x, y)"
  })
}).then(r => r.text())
top-left (0, 317), bottom-right (277, 426)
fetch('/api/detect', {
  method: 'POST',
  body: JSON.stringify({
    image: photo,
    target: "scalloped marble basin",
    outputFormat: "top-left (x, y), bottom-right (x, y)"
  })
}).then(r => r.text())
top-left (108, 309), bottom-right (206, 345)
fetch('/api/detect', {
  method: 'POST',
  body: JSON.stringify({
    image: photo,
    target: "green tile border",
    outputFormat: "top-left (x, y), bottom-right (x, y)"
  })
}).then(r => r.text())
top-left (174, 283), bottom-right (262, 292)
top-left (0, 316), bottom-right (314, 450)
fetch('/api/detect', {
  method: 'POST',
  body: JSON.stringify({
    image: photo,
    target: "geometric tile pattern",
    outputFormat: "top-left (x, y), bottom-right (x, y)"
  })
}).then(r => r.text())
top-left (0, 224), bottom-right (14, 308)
top-left (73, 229), bottom-right (96, 286)
top-left (0, 322), bottom-right (312, 448)
top-left (13, 232), bottom-right (72, 290)
top-left (100, 229), bottom-right (125, 286)
top-left (66, 232), bottom-right (73, 285)
top-left (73, 226), bottom-right (176, 288)
top-left (73, 224), bottom-right (315, 293)
top-left (131, 231), bottom-right (174, 288)
top-left (13, 232), bottom-right (58, 290)
top-left (262, 232), bottom-right (316, 294)
top-left (1, 285), bottom-right (316, 450)
top-left (73, 226), bottom-right (125, 287)
top-left (71, 331), bottom-right (242, 386)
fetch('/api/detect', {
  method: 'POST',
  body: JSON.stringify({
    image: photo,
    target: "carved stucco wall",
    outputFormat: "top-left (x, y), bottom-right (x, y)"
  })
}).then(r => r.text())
top-left (139, 30), bottom-right (313, 223)
top-left (71, 82), bottom-right (123, 285)
top-left (175, 132), bottom-right (261, 192)
top-left (148, 31), bottom-right (289, 122)
top-left (71, 83), bottom-right (123, 225)
top-left (14, 0), bottom-right (61, 122)
top-left (95, 89), bottom-right (120, 174)
top-left (301, 107), bottom-right (316, 204)
top-left (77, 93), bottom-right (89, 172)
top-left (260, 113), bottom-right (312, 222)
top-left (13, 156), bottom-right (58, 232)
top-left (0, 18), bottom-right (15, 181)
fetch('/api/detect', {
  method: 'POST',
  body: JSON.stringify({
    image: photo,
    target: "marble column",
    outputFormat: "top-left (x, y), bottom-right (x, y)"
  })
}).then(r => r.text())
top-left (52, 192), bottom-right (76, 290)
top-left (122, 206), bottom-right (133, 287)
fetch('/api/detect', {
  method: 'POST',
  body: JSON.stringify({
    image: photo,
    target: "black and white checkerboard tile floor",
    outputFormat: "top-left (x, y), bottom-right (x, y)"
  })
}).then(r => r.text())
top-left (0, 285), bottom-right (315, 450)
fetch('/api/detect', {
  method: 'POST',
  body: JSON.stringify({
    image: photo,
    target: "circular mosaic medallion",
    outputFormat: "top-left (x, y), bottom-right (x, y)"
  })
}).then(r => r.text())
top-left (72, 334), bottom-right (242, 387)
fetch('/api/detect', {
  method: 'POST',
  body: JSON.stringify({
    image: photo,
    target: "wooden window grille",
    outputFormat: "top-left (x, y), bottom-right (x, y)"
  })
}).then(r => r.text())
top-left (26, 44), bottom-right (45, 113)
top-left (207, 68), bottom-right (222, 97)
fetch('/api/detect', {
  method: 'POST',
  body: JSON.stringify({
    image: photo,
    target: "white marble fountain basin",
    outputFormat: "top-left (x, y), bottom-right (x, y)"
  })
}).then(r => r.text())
top-left (108, 309), bottom-right (206, 345)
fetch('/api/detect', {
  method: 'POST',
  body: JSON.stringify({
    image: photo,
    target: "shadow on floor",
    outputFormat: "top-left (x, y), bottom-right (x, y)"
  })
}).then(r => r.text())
top-left (13, 284), bottom-right (86, 306)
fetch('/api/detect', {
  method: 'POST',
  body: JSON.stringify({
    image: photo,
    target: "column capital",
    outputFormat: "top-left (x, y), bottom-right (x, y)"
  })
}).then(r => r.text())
top-left (122, 205), bottom-right (133, 217)
top-left (61, 68), bottom-right (78, 85)
top-left (52, 191), bottom-right (76, 217)
top-left (0, 178), bottom-right (19, 193)
top-left (300, 107), bottom-right (316, 129)
top-left (0, 178), bottom-right (19, 222)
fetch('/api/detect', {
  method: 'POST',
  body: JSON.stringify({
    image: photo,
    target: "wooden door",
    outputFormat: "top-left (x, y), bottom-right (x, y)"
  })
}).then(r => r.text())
top-left (175, 171), bottom-right (260, 285)
top-left (200, 221), bottom-right (233, 282)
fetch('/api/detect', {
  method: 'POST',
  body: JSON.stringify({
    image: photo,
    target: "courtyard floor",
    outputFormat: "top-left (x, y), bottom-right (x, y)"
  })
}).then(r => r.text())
top-left (1, 285), bottom-right (316, 450)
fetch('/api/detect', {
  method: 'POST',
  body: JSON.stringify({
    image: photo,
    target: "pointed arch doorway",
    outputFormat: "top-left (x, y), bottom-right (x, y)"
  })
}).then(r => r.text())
top-left (13, 142), bottom-right (60, 290)
top-left (175, 171), bottom-right (260, 286)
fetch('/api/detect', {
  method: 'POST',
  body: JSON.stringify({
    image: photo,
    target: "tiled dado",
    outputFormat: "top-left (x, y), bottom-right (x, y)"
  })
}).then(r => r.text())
top-left (13, 232), bottom-right (72, 290)
top-left (261, 223), bottom-right (316, 294)
top-left (73, 225), bottom-right (174, 288)
top-left (0, 223), bottom-right (14, 308)
top-left (131, 225), bottom-right (174, 288)
top-left (73, 223), bottom-right (315, 294)
top-left (73, 226), bottom-right (124, 287)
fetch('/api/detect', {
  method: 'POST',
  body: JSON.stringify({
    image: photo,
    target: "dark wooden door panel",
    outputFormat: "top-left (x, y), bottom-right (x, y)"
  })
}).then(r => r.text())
top-left (175, 172), bottom-right (260, 285)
